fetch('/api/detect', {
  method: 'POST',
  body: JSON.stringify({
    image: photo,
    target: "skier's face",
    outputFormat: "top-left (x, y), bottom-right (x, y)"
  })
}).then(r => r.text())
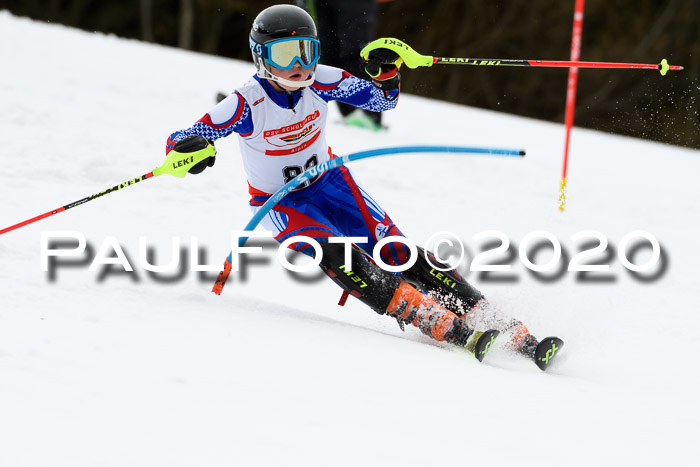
top-left (269, 62), bottom-right (311, 92)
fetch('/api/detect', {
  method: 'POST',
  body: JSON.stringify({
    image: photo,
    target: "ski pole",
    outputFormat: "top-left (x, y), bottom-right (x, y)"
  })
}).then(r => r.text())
top-left (0, 145), bottom-right (215, 236)
top-left (361, 38), bottom-right (684, 76)
top-left (212, 144), bottom-right (525, 295)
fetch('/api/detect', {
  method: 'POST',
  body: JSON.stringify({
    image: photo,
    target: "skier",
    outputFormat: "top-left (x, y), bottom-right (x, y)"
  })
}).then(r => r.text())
top-left (164, 4), bottom-right (561, 369)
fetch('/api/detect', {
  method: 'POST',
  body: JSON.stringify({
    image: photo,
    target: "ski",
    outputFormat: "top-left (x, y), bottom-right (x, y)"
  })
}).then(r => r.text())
top-left (533, 336), bottom-right (564, 371)
top-left (465, 329), bottom-right (500, 362)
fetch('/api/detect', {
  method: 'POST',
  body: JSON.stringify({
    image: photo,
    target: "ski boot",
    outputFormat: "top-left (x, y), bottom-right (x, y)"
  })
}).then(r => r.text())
top-left (387, 281), bottom-right (499, 362)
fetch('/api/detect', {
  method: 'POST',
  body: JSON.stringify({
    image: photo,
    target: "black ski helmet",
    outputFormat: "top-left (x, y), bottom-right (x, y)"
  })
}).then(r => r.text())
top-left (249, 5), bottom-right (320, 84)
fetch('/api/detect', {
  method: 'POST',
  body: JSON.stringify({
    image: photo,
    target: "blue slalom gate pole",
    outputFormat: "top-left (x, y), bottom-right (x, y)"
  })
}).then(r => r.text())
top-left (212, 145), bottom-right (525, 294)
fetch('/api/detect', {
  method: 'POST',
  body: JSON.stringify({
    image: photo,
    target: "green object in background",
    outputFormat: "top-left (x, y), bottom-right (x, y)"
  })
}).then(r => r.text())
top-left (344, 110), bottom-right (383, 132)
top-left (305, 0), bottom-right (318, 25)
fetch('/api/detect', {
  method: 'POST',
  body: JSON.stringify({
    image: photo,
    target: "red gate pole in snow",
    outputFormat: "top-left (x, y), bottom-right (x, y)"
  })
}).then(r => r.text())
top-left (559, 0), bottom-right (585, 211)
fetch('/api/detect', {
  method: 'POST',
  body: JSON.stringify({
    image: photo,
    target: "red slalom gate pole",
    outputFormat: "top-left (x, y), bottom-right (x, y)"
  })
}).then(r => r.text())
top-left (559, 0), bottom-right (585, 211)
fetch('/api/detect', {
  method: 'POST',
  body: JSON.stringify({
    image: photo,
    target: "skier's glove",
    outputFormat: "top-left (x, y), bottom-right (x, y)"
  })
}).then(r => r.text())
top-left (363, 48), bottom-right (402, 92)
top-left (171, 135), bottom-right (216, 175)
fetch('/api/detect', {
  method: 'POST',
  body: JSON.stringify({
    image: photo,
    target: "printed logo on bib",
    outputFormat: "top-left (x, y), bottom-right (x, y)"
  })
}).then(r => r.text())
top-left (264, 111), bottom-right (321, 156)
top-left (280, 125), bottom-right (313, 143)
top-left (375, 223), bottom-right (389, 240)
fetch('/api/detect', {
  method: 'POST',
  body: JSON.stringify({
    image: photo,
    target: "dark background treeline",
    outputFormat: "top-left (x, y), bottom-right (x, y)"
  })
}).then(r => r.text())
top-left (3, 0), bottom-right (698, 148)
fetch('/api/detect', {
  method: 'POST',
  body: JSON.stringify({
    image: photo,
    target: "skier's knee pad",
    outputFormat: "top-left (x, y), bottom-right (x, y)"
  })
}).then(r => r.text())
top-left (403, 246), bottom-right (484, 314)
top-left (318, 242), bottom-right (401, 315)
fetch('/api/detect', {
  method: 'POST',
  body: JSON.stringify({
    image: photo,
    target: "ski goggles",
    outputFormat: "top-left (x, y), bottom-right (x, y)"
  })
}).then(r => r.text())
top-left (250, 36), bottom-right (321, 70)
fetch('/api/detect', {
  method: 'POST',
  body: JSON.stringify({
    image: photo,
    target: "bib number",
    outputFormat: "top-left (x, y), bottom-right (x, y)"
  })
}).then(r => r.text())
top-left (283, 154), bottom-right (319, 188)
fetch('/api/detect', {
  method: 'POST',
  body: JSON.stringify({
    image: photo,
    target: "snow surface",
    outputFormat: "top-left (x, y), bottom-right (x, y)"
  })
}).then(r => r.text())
top-left (1, 12), bottom-right (699, 467)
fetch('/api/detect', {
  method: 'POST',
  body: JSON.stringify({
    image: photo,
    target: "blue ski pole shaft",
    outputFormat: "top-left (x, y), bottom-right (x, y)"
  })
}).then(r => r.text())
top-left (212, 145), bottom-right (524, 294)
